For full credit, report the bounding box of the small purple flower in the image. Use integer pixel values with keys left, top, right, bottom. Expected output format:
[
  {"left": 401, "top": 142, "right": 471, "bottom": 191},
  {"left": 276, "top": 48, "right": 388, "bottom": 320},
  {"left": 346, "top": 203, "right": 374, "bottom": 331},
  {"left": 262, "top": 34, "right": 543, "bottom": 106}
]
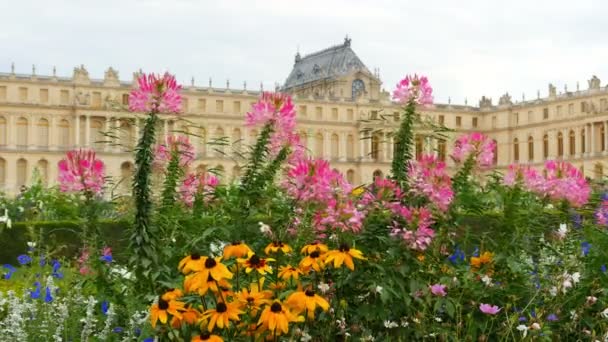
[
  {"left": 17, "top": 254, "right": 32, "bottom": 265},
  {"left": 39, "top": 256, "right": 46, "bottom": 267},
  {"left": 547, "top": 313, "right": 558, "bottom": 321},
  {"left": 2, "top": 264, "right": 16, "bottom": 280},
  {"left": 479, "top": 303, "right": 501, "bottom": 315},
  {"left": 30, "top": 282, "right": 41, "bottom": 299},
  {"left": 581, "top": 241, "right": 591, "bottom": 257},
  {"left": 448, "top": 246, "right": 465, "bottom": 264},
  {"left": 44, "top": 287, "right": 53, "bottom": 303},
  {"left": 101, "top": 301, "right": 109, "bottom": 315},
  {"left": 430, "top": 283, "right": 447, "bottom": 297},
  {"left": 518, "top": 316, "right": 527, "bottom": 322},
  {"left": 112, "top": 327, "right": 124, "bottom": 334},
  {"left": 134, "top": 327, "right": 142, "bottom": 337},
  {"left": 143, "top": 338, "right": 154, "bottom": 342},
  {"left": 602, "top": 264, "right": 607, "bottom": 273},
  {"left": 51, "top": 260, "right": 64, "bottom": 279}
]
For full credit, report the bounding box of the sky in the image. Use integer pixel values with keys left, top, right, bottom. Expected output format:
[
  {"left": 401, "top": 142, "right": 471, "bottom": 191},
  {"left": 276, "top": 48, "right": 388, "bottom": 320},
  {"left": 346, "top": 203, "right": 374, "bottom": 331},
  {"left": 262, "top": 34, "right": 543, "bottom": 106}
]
[{"left": 1, "top": 0, "right": 607, "bottom": 105}]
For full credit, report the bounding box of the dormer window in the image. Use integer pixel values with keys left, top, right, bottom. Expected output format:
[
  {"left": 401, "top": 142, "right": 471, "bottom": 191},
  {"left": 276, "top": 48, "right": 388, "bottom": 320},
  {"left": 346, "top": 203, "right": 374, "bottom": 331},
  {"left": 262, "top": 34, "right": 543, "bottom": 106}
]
[
  {"left": 296, "top": 70, "right": 304, "bottom": 79},
  {"left": 352, "top": 79, "right": 365, "bottom": 99},
  {"left": 312, "top": 64, "right": 321, "bottom": 75}
]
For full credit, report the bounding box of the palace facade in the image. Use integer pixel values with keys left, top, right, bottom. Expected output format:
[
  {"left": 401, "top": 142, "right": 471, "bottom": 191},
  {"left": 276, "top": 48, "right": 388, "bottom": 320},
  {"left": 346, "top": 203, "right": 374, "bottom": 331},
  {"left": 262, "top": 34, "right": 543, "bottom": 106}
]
[{"left": 1, "top": 38, "right": 608, "bottom": 195}]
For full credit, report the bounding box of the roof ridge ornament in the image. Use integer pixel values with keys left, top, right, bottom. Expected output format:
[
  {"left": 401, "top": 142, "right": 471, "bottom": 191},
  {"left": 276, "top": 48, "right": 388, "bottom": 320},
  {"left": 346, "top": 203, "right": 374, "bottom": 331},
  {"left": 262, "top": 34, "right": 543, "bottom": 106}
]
[{"left": 344, "top": 35, "right": 351, "bottom": 47}]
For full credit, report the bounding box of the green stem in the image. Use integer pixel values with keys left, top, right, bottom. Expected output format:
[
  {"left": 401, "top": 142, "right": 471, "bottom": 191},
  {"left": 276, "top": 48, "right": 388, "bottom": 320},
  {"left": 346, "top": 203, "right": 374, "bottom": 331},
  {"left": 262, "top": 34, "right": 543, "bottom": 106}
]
[
  {"left": 160, "top": 149, "right": 182, "bottom": 211},
  {"left": 391, "top": 100, "right": 417, "bottom": 189}
]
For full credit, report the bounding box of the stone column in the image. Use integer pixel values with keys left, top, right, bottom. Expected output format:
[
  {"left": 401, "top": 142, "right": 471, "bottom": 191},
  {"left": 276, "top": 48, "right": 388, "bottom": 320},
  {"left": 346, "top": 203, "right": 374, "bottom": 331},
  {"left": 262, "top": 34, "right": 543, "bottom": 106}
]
[
  {"left": 75, "top": 115, "right": 80, "bottom": 146},
  {"left": 604, "top": 121, "right": 608, "bottom": 154},
  {"left": 382, "top": 133, "right": 389, "bottom": 162},
  {"left": 103, "top": 117, "right": 111, "bottom": 152},
  {"left": 359, "top": 132, "right": 366, "bottom": 160},
  {"left": 7, "top": 116, "right": 15, "bottom": 148},
  {"left": 306, "top": 129, "right": 313, "bottom": 157},
  {"left": 387, "top": 134, "right": 393, "bottom": 161},
  {"left": 27, "top": 115, "right": 34, "bottom": 149},
  {"left": 49, "top": 116, "right": 57, "bottom": 150},
  {"left": 323, "top": 130, "right": 331, "bottom": 159},
  {"left": 163, "top": 119, "right": 168, "bottom": 140},
  {"left": 85, "top": 114, "right": 91, "bottom": 147},
  {"left": 584, "top": 124, "right": 590, "bottom": 157},
  {"left": 339, "top": 132, "right": 347, "bottom": 161},
  {"left": 591, "top": 123, "right": 596, "bottom": 155}
]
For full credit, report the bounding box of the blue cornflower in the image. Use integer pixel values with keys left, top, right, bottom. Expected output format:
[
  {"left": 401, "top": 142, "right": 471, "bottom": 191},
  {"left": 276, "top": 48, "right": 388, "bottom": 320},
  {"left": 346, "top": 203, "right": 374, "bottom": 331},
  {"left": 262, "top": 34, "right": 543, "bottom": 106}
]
[
  {"left": 101, "top": 301, "right": 109, "bottom": 315},
  {"left": 38, "top": 256, "right": 46, "bottom": 267},
  {"left": 30, "top": 281, "right": 42, "bottom": 299},
  {"left": 51, "top": 260, "right": 64, "bottom": 279},
  {"left": 112, "top": 327, "right": 124, "bottom": 334},
  {"left": 547, "top": 313, "right": 558, "bottom": 321},
  {"left": 17, "top": 254, "right": 32, "bottom": 265},
  {"left": 581, "top": 241, "right": 591, "bottom": 257},
  {"left": 531, "top": 309, "right": 536, "bottom": 318},
  {"left": 100, "top": 254, "right": 113, "bottom": 263},
  {"left": 143, "top": 338, "right": 154, "bottom": 342},
  {"left": 602, "top": 264, "right": 607, "bottom": 273},
  {"left": 448, "top": 246, "right": 466, "bottom": 264},
  {"left": 2, "top": 264, "right": 16, "bottom": 280},
  {"left": 518, "top": 316, "right": 527, "bottom": 322},
  {"left": 44, "top": 287, "right": 53, "bottom": 303},
  {"left": 570, "top": 211, "right": 582, "bottom": 229},
  {"left": 134, "top": 327, "right": 142, "bottom": 337}
]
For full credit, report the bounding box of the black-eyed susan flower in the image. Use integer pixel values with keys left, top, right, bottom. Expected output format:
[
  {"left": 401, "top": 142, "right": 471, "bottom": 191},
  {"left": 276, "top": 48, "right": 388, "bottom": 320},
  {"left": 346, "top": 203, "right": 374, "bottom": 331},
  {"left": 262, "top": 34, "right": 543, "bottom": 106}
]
[
  {"left": 150, "top": 298, "right": 186, "bottom": 328},
  {"left": 264, "top": 241, "right": 293, "bottom": 255},
  {"left": 257, "top": 300, "right": 302, "bottom": 336},
  {"left": 286, "top": 289, "right": 330, "bottom": 319},
  {"left": 278, "top": 265, "right": 303, "bottom": 281},
  {"left": 324, "top": 244, "right": 365, "bottom": 271},
  {"left": 191, "top": 332, "right": 224, "bottom": 342},
  {"left": 300, "top": 242, "right": 329, "bottom": 255},
  {"left": 299, "top": 251, "right": 325, "bottom": 273},
  {"left": 184, "top": 273, "right": 232, "bottom": 295},
  {"left": 161, "top": 288, "right": 183, "bottom": 301},
  {"left": 202, "top": 301, "right": 243, "bottom": 331},
  {"left": 179, "top": 253, "right": 205, "bottom": 274},
  {"left": 238, "top": 253, "right": 274, "bottom": 275},
  {"left": 236, "top": 285, "right": 272, "bottom": 315},
  {"left": 171, "top": 306, "right": 200, "bottom": 328},
  {"left": 223, "top": 241, "right": 253, "bottom": 260},
  {"left": 199, "top": 256, "right": 233, "bottom": 282}
]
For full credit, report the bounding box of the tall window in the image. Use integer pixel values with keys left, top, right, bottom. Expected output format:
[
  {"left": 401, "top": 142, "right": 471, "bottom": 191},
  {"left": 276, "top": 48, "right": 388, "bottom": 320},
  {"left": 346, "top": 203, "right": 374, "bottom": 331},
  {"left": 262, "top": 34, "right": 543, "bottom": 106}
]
[
  {"left": 198, "top": 99, "right": 206, "bottom": 111},
  {"left": 352, "top": 79, "right": 365, "bottom": 98},
  {"left": 543, "top": 134, "right": 549, "bottom": 159},
  {"left": 40, "top": 89, "right": 49, "bottom": 103},
  {"left": 581, "top": 129, "right": 586, "bottom": 153},
  {"left": 331, "top": 134, "right": 339, "bottom": 160},
  {"left": 233, "top": 101, "right": 241, "bottom": 114},
  {"left": 492, "top": 139, "right": 498, "bottom": 165},
  {"left": 299, "top": 105, "right": 307, "bottom": 117},
  {"left": 0, "top": 116, "right": 6, "bottom": 145},
  {"left": 557, "top": 132, "right": 564, "bottom": 157},
  {"left": 215, "top": 127, "right": 225, "bottom": 154},
  {"left": 19, "top": 87, "right": 28, "bottom": 102},
  {"left": 120, "top": 162, "right": 134, "bottom": 193},
  {"left": 347, "top": 109, "right": 354, "bottom": 121},
  {"left": 602, "top": 125, "right": 606, "bottom": 152},
  {"left": 528, "top": 136, "right": 534, "bottom": 161},
  {"left": 16, "top": 117, "right": 28, "bottom": 147},
  {"left": 315, "top": 107, "right": 323, "bottom": 120},
  {"left": 232, "top": 128, "right": 242, "bottom": 155},
  {"left": 121, "top": 94, "right": 129, "bottom": 105},
  {"left": 92, "top": 92, "right": 101, "bottom": 107},
  {"left": 37, "top": 118, "right": 49, "bottom": 147},
  {"left": 0, "top": 158, "right": 5, "bottom": 187},
  {"left": 92, "top": 120, "right": 104, "bottom": 147},
  {"left": 37, "top": 160, "right": 48, "bottom": 184},
  {"left": 215, "top": 100, "right": 224, "bottom": 113},
  {"left": 331, "top": 108, "right": 338, "bottom": 120},
  {"left": 346, "top": 169, "right": 355, "bottom": 184},
  {"left": 315, "top": 133, "right": 324, "bottom": 157},
  {"left": 373, "top": 170, "right": 383, "bottom": 180},
  {"left": 415, "top": 135, "right": 423, "bottom": 160},
  {"left": 59, "top": 119, "right": 70, "bottom": 148},
  {"left": 543, "top": 108, "right": 549, "bottom": 120},
  {"left": 569, "top": 130, "right": 575, "bottom": 156},
  {"left": 371, "top": 134, "right": 380, "bottom": 161},
  {"left": 346, "top": 134, "right": 354, "bottom": 159},
  {"left": 472, "top": 117, "right": 478, "bottom": 128},
  {"left": 455, "top": 116, "right": 462, "bottom": 127},
  {"left": 513, "top": 138, "right": 519, "bottom": 162},
  {"left": 594, "top": 163, "right": 604, "bottom": 181},
  {"left": 438, "top": 115, "right": 445, "bottom": 125},
  {"left": 438, "top": 139, "right": 446, "bottom": 162},
  {"left": 61, "top": 90, "right": 70, "bottom": 105},
  {"left": 16, "top": 159, "right": 27, "bottom": 187}
]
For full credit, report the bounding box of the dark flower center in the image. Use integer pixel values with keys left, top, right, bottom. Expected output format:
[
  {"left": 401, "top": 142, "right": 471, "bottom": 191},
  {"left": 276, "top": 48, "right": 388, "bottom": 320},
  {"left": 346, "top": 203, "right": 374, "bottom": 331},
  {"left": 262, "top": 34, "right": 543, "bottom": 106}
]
[
  {"left": 158, "top": 298, "right": 169, "bottom": 310},
  {"left": 273, "top": 241, "right": 284, "bottom": 247},
  {"left": 167, "top": 288, "right": 174, "bottom": 292},
  {"left": 310, "top": 251, "right": 320, "bottom": 258},
  {"left": 249, "top": 254, "right": 261, "bottom": 266},
  {"left": 200, "top": 332, "right": 211, "bottom": 339},
  {"left": 231, "top": 241, "right": 241, "bottom": 246},
  {"left": 270, "top": 302, "right": 282, "bottom": 313},
  {"left": 305, "top": 289, "right": 315, "bottom": 297},
  {"left": 247, "top": 297, "right": 255, "bottom": 303},
  {"left": 191, "top": 253, "right": 201, "bottom": 260},
  {"left": 339, "top": 244, "right": 350, "bottom": 252},
  {"left": 207, "top": 274, "right": 215, "bottom": 282},
  {"left": 216, "top": 302, "right": 227, "bottom": 313},
  {"left": 205, "top": 257, "right": 217, "bottom": 269}
]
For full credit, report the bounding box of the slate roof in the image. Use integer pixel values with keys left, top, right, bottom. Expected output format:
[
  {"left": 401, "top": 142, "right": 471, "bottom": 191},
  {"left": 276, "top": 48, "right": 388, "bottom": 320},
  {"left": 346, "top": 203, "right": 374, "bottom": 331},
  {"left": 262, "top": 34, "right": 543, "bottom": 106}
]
[{"left": 283, "top": 38, "right": 372, "bottom": 90}]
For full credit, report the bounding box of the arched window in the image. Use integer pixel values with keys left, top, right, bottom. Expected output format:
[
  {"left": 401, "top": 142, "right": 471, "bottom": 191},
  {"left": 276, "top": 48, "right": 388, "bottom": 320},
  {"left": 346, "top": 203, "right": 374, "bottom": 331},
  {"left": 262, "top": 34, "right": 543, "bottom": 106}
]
[
  {"left": 0, "top": 158, "right": 5, "bottom": 188},
  {"left": 594, "top": 163, "right": 604, "bottom": 181},
  {"left": 373, "top": 169, "right": 383, "bottom": 180},
  {"left": 346, "top": 169, "right": 355, "bottom": 184},
  {"left": 569, "top": 130, "right": 576, "bottom": 156},
  {"left": 513, "top": 138, "right": 519, "bottom": 162},
  {"left": 346, "top": 134, "right": 354, "bottom": 159},
  {"left": 120, "top": 162, "right": 134, "bottom": 193},
  {"left": 92, "top": 119, "right": 104, "bottom": 148},
  {"left": 0, "top": 117, "right": 6, "bottom": 145},
  {"left": 37, "top": 118, "right": 50, "bottom": 148},
  {"left": 581, "top": 129, "right": 586, "bottom": 154},
  {"left": 37, "top": 159, "right": 48, "bottom": 184},
  {"left": 528, "top": 136, "right": 534, "bottom": 161},
  {"left": 215, "top": 165, "right": 225, "bottom": 183},
  {"left": 415, "top": 135, "right": 423, "bottom": 160},
  {"left": 232, "top": 128, "right": 242, "bottom": 155},
  {"left": 557, "top": 132, "right": 564, "bottom": 157},
  {"left": 492, "top": 139, "right": 498, "bottom": 165},
  {"left": 58, "top": 119, "right": 70, "bottom": 148},
  {"left": 543, "top": 134, "right": 549, "bottom": 159},
  {"left": 215, "top": 127, "right": 225, "bottom": 155},
  {"left": 371, "top": 134, "right": 380, "bottom": 161},
  {"left": 199, "top": 127, "right": 207, "bottom": 156},
  {"left": 331, "top": 134, "right": 339, "bottom": 160},
  {"left": 16, "top": 158, "right": 27, "bottom": 187},
  {"left": 16, "top": 117, "right": 28, "bottom": 147},
  {"left": 438, "top": 139, "right": 446, "bottom": 162},
  {"left": 315, "top": 133, "right": 324, "bottom": 158},
  {"left": 120, "top": 120, "right": 134, "bottom": 150}
]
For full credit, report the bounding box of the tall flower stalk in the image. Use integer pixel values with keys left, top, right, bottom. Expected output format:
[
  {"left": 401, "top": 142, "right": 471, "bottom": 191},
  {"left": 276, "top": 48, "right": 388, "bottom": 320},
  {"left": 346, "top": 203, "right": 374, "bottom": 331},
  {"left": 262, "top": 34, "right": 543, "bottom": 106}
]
[
  {"left": 128, "top": 72, "right": 182, "bottom": 291},
  {"left": 391, "top": 75, "right": 433, "bottom": 188}
]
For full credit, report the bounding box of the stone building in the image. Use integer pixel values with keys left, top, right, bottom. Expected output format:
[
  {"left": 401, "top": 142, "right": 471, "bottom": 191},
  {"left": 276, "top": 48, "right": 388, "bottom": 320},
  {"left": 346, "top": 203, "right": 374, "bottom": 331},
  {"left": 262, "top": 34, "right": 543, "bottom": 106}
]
[{"left": 1, "top": 38, "right": 608, "bottom": 195}]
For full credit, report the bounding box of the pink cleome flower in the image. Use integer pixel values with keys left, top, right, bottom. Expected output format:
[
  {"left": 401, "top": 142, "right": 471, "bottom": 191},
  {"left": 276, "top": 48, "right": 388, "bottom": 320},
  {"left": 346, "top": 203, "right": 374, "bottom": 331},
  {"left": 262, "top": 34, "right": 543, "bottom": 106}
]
[
  {"left": 390, "top": 206, "right": 436, "bottom": 251},
  {"left": 153, "top": 135, "right": 196, "bottom": 169},
  {"left": 451, "top": 132, "right": 496, "bottom": 168},
  {"left": 430, "top": 283, "right": 447, "bottom": 297},
  {"left": 283, "top": 157, "right": 352, "bottom": 203},
  {"left": 596, "top": 198, "right": 608, "bottom": 226},
  {"left": 179, "top": 172, "right": 219, "bottom": 207},
  {"left": 128, "top": 72, "right": 182, "bottom": 113},
  {"left": 58, "top": 149, "right": 105, "bottom": 194},
  {"left": 392, "top": 74, "right": 433, "bottom": 106},
  {"left": 408, "top": 154, "right": 454, "bottom": 212},
  {"left": 479, "top": 303, "right": 501, "bottom": 315}
]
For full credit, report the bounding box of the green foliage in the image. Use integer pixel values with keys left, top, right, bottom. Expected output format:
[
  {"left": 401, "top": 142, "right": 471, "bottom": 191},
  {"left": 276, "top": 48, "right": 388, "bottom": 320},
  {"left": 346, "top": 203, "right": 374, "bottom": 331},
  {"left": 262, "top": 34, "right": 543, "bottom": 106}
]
[{"left": 391, "top": 100, "right": 417, "bottom": 187}]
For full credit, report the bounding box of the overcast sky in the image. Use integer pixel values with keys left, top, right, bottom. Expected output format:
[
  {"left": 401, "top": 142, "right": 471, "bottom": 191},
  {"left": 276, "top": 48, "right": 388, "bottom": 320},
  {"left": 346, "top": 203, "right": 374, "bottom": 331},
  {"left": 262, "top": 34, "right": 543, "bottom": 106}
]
[{"left": 1, "top": 0, "right": 607, "bottom": 105}]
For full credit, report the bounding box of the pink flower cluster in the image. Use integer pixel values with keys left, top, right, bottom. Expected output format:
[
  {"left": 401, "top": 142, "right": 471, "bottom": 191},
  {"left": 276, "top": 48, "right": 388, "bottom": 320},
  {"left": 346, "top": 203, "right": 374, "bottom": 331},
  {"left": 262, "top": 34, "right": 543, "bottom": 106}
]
[
  {"left": 408, "top": 154, "right": 454, "bottom": 212},
  {"left": 504, "top": 161, "right": 590, "bottom": 207},
  {"left": 283, "top": 157, "right": 364, "bottom": 237},
  {"left": 392, "top": 74, "right": 433, "bottom": 106},
  {"left": 153, "top": 135, "right": 196, "bottom": 169},
  {"left": 245, "top": 92, "right": 303, "bottom": 159},
  {"left": 451, "top": 132, "right": 496, "bottom": 167},
  {"left": 595, "top": 198, "right": 608, "bottom": 226},
  {"left": 179, "top": 172, "right": 219, "bottom": 207},
  {"left": 390, "top": 206, "right": 436, "bottom": 251},
  {"left": 359, "top": 177, "right": 404, "bottom": 210},
  {"left": 128, "top": 72, "right": 182, "bottom": 113},
  {"left": 58, "top": 149, "right": 105, "bottom": 194}
]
